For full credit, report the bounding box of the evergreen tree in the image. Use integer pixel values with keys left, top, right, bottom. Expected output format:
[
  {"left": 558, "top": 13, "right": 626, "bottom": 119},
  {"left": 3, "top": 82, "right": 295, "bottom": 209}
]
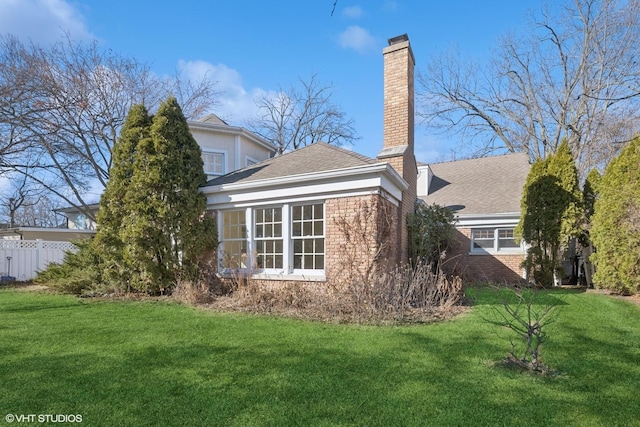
[
  {"left": 590, "top": 137, "right": 640, "bottom": 295},
  {"left": 547, "top": 141, "right": 583, "bottom": 243},
  {"left": 93, "top": 104, "right": 152, "bottom": 290},
  {"left": 583, "top": 168, "right": 602, "bottom": 222},
  {"left": 407, "top": 203, "right": 456, "bottom": 270},
  {"left": 122, "top": 97, "right": 216, "bottom": 292},
  {"left": 516, "top": 142, "right": 582, "bottom": 287}
]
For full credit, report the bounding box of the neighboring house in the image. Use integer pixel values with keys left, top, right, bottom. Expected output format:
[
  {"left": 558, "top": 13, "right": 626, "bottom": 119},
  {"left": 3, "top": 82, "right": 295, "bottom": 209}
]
[
  {"left": 201, "top": 34, "right": 418, "bottom": 285},
  {"left": 418, "top": 153, "right": 531, "bottom": 282}
]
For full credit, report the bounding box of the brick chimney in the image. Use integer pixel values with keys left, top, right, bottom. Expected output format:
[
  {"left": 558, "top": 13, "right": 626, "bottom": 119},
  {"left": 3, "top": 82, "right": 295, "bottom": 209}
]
[{"left": 377, "top": 34, "right": 417, "bottom": 264}]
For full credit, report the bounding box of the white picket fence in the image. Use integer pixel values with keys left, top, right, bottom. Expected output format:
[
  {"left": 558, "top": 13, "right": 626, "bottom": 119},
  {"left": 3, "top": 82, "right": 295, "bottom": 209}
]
[{"left": 0, "top": 240, "right": 77, "bottom": 281}]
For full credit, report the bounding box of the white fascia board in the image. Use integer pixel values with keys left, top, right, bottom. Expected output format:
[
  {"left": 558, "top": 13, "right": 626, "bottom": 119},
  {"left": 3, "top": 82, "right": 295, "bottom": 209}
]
[
  {"left": 202, "top": 163, "right": 408, "bottom": 208},
  {"left": 455, "top": 212, "right": 521, "bottom": 228},
  {"left": 188, "top": 121, "right": 276, "bottom": 152}
]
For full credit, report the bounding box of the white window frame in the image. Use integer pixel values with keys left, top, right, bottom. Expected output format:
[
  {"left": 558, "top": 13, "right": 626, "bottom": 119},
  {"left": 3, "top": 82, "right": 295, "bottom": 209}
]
[
  {"left": 254, "top": 206, "right": 285, "bottom": 272},
  {"left": 291, "top": 203, "right": 325, "bottom": 274},
  {"left": 219, "top": 209, "right": 247, "bottom": 271},
  {"left": 470, "top": 227, "right": 522, "bottom": 254},
  {"left": 217, "top": 201, "right": 326, "bottom": 278},
  {"left": 202, "top": 150, "right": 226, "bottom": 176}
]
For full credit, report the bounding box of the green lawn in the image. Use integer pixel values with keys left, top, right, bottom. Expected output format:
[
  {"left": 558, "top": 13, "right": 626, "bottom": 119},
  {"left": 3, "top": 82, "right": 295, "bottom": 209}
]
[{"left": 0, "top": 288, "right": 638, "bottom": 427}]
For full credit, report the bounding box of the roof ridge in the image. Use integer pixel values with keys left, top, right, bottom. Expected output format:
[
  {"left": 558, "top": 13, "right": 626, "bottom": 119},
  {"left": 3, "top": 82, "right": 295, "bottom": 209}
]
[{"left": 427, "top": 152, "right": 529, "bottom": 166}]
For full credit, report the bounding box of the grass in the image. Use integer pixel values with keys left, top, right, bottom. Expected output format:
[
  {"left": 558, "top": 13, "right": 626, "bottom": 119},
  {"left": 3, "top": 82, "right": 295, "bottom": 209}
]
[{"left": 0, "top": 287, "right": 639, "bottom": 426}]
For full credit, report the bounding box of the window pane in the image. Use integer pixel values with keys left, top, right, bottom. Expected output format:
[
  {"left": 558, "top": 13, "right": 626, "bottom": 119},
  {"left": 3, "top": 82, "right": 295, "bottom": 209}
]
[
  {"left": 303, "top": 222, "right": 312, "bottom": 236},
  {"left": 293, "top": 206, "right": 302, "bottom": 221},
  {"left": 315, "top": 255, "right": 324, "bottom": 269},
  {"left": 314, "top": 204, "right": 323, "bottom": 219},
  {"left": 313, "top": 221, "right": 323, "bottom": 236},
  {"left": 293, "top": 221, "right": 301, "bottom": 237}
]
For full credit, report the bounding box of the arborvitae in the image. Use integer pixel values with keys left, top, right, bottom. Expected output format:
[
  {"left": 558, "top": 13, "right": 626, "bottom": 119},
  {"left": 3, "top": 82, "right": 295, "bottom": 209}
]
[
  {"left": 547, "top": 140, "right": 583, "bottom": 243},
  {"left": 516, "top": 157, "right": 557, "bottom": 286},
  {"left": 93, "top": 104, "right": 152, "bottom": 290},
  {"left": 121, "top": 97, "right": 216, "bottom": 292},
  {"left": 583, "top": 168, "right": 602, "bottom": 222},
  {"left": 590, "top": 137, "right": 640, "bottom": 295}
]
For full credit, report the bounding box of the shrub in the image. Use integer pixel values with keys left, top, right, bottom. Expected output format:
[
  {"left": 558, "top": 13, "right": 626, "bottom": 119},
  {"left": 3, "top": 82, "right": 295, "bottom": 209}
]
[
  {"left": 590, "top": 137, "right": 640, "bottom": 295},
  {"left": 35, "top": 240, "right": 101, "bottom": 295}
]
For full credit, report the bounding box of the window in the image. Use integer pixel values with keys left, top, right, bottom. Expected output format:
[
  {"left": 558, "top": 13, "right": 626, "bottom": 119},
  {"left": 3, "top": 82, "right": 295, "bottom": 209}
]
[
  {"left": 202, "top": 152, "right": 224, "bottom": 176},
  {"left": 292, "top": 204, "right": 324, "bottom": 270},
  {"left": 218, "top": 202, "right": 326, "bottom": 276},
  {"left": 471, "top": 227, "right": 521, "bottom": 253},
  {"left": 471, "top": 228, "right": 494, "bottom": 250},
  {"left": 221, "top": 210, "right": 246, "bottom": 269},
  {"left": 498, "top": 229, "right": 519, "bottom": 249},
  {"left": 254, "top": 207, "right": 283, "bottom": 269}
]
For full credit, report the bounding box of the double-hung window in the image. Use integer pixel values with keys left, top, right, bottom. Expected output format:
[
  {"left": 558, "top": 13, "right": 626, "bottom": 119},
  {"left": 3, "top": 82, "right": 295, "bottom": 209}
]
[
  {"left": 471, "top": 227, "right": 521, "bottom": 253},
  {"left": 220, "top": 210, "right": 247, "bottom": 269},
  {"left": 219, "top": 202, "right": 325, "bottom": 275},
  {"left": 254, "top": 207, "right": 283, "bottom": 269},
  {"left": 292, "top": 204, "right": 325, "bottom": 270}
]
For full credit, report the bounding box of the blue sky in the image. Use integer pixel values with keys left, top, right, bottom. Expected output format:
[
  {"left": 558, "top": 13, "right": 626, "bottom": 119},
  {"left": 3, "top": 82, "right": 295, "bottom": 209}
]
[{"left": 0, "top": 0, "right": 537, "bottom": 163}]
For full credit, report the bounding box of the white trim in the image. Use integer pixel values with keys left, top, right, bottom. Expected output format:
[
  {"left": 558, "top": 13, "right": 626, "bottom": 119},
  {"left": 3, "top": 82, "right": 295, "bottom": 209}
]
[
  {"left": 234, "top": 135, "right": 241, "bottom": 171},
  {"left": 455, "top": 212, "right": 521, "bottom": 228},
  {"left": 468, "top": 226, "right": 525, "bottom": 255},
  {"left": 203, "top": 164, "right": 406, "bottom": 209},
  {"left": 245, "top": 155, "right": 260, "bottom": 166}
]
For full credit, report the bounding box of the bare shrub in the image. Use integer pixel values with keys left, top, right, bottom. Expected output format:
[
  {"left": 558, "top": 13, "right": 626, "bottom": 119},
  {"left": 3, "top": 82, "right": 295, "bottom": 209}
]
[
  {"left": 485, "top": 287, "right": 559, "bottom": 374},
  {"left": 339, "top": 261, "right": 464, "bottom": 323},
  {"left": 172, "top": 279, "right": 214, "bottom": 305}
]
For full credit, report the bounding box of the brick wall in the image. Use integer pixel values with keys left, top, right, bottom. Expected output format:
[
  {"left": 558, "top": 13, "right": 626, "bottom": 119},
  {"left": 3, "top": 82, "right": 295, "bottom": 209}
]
[
  {"left": 325, "top": 193, "right": 398, "bottom": 285},
  {"left": 445, "top": 228, "right": 525, "bottom": 283}
]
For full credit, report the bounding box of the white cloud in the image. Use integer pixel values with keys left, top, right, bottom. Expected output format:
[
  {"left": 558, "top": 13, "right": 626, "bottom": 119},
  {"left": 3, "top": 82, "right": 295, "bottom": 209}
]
[
  {"left": 383, "top": 1, "right": 399, "bottom": 12},
  {"left": 0, "top": 0, "right": 93, "bottom": 43},
  {"left": 342, "top": 5, "right": 364, "bottom": 19},
  {"left": 337, "top": 25, "right": 377, "bottom": 54},
  {"left": 177, "top": 59, "right": 269, "bottom": 124}
]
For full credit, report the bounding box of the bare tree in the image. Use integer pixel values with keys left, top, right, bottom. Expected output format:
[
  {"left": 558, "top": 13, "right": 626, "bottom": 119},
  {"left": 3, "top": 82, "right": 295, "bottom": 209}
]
[
  {"left": 0, "top": 34, "right": 219, "bottom": 219},
  {"left": 248, "top": 74, "right": 359, "bottom": 154},
  {"left": 417, "top": 0, "right": 640, "bottom": 176},
  {"left": 0, "top": 175, "right": 62, "bottom": 228}
]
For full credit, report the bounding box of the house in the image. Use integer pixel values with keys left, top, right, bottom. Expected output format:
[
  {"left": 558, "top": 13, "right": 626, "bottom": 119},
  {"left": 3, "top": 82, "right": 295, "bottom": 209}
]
[
  {"left": 418, "top": 153, "right": 531, "bottom": 282},
  {"left": 201, "top": 34, "right": 417, "bottom": 285},
  {"left": 50, "top": 116, "right": 277, "bottom": 234}
]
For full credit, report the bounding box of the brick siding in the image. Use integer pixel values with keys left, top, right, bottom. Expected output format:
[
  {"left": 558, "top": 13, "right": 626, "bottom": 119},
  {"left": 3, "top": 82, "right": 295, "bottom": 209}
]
[{"left": 445, "top": 228, "right": 526, "bottom": 283}]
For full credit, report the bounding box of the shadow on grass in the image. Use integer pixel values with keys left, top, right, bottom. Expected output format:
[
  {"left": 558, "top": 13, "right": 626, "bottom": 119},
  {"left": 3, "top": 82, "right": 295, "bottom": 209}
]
[{"left": 1, "top": 291, "right": 638, "bottom": 426}]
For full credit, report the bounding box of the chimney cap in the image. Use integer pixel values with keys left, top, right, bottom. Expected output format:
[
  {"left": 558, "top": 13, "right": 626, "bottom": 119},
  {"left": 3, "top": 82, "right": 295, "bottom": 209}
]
[{"left": 388, "top": 34, "right": 409, "bottom": 46}]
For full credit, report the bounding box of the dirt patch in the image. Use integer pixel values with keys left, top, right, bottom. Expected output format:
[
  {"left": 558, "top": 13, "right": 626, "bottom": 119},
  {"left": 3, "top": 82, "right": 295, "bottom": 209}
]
[{"left": 586, "top": 288, "right": 640, "bottom": 306}]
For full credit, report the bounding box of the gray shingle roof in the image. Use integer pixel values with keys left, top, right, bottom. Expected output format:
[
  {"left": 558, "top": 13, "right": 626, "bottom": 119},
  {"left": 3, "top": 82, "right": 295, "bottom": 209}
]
[
  {"left": 205, "top": 142, "right": 377, "bottom": 186},
  {"left": 421, "top": 153, "right": 531, "bottom": 215}
]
